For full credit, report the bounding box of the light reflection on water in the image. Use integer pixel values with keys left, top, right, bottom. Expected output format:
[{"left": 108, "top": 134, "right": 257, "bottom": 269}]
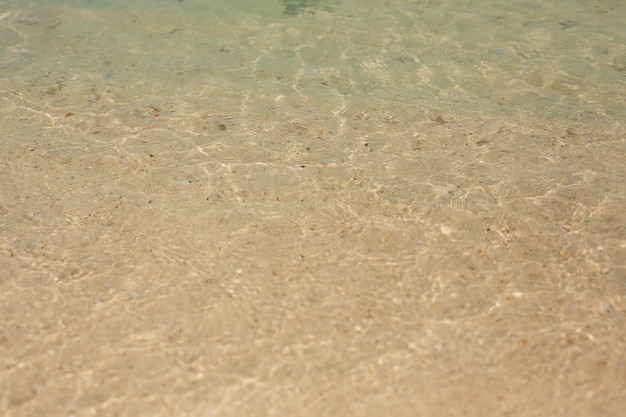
[{"left": 0, "top": 0, "right": 624, "bottom": 416}]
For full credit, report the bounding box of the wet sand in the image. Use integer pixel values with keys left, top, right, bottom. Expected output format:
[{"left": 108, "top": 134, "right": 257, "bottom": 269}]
[{"left": 1, "top": 2, "right": 625, "bottom": 416}]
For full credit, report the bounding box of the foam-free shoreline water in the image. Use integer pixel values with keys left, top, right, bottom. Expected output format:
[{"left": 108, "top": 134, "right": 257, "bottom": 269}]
[{"left": 1, "top": 1, "right": 624, "bottom": 415}]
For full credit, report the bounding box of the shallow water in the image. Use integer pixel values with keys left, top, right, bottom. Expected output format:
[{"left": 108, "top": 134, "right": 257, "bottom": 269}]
[{"left": 1, "top": 0, "right": 625, "bottom": 415}]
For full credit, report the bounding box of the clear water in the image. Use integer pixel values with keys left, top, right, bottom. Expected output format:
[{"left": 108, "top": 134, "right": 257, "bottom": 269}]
[{"left": 1, "top": 0, "right": 624, "bottom": 415}]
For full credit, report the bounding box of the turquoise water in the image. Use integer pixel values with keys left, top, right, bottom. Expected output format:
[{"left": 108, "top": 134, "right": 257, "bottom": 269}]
[{"left": 2, "top": 0, "right": 624, "bottom": 121}]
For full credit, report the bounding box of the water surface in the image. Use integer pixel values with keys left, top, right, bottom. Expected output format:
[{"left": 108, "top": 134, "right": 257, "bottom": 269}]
[{"left": 1, "top": 0, "right": 624, "bottom": 415}]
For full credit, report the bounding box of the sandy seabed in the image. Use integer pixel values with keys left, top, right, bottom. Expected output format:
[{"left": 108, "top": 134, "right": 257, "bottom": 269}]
[{"left": 1, "top": 3, "right": 625, "bottom": 416}]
